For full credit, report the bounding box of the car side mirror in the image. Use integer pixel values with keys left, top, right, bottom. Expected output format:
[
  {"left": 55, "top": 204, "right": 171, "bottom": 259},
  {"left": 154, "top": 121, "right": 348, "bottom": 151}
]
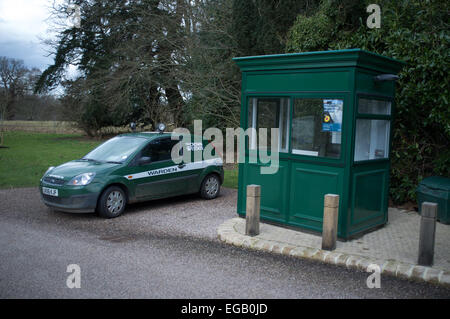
[{"left": 138, "top": 156, "right": 152, "bottom": 166}]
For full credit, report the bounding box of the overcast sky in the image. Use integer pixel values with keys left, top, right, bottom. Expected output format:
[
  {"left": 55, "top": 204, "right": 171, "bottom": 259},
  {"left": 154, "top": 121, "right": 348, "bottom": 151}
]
[{"left": 0, "top": 0, "right": 56, "bottom": 70}]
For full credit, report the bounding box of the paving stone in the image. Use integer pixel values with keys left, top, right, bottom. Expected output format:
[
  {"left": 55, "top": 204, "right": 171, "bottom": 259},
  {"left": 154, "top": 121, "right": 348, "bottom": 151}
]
[
  {"left": 262, "top": 242, "right": 272, "bottom": 252},
  {"left": 311, "top": 249, "right": 329, "bottom": 262},
  {"left": 345, "top": 255, "right": 360, "bottom": 269},
  {"left": 336, "top": 253, "right": 349, "bottom": 266},
  {"left": 289, "top": 247, "right": 308, "bottom": 258},
  {"left": 217, "top": 208, "right": 450, "bottom": 287},
  {"left": 424, "top": 269, "right": 442, "bottom": 285},
  {"left": 382, "top": 260, "right": 399, "bottom": 277},
  {"left": 271, "top": 244, "right": 283, "bottom": 254},
  {"left": 356, "top": 258, "right": 372, "bottom": 272},
  {"left": 439, "top": 272, "right": 450, "bottom": 287},
  {"left": 323, "top": 252, "right": 336, "bottom": 264},
  {"left": 281, "top": 245, "right": 295, "bottom": 255},
  {"left": 411, "top": 265, "right": 427, "bottom": 280},
  {"left": 396, "top": 263, "right": 414, "bottom": 280}
]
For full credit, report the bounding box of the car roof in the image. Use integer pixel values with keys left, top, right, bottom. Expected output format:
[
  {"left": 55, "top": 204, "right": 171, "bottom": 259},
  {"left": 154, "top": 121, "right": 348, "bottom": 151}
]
[
  {"left": 119, "top": 132, "right": 172, "bottom": 140},
  {"left": 119, "top": 132, "right": 206, "bottom": 142}
]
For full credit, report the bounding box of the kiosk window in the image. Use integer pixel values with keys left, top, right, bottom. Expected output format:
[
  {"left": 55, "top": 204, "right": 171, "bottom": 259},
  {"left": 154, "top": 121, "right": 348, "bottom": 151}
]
[
  {"left": 358, "top": 98, "right": 391, "bottom": 115},
  {"left": 291, "top": 99, "right": 343, "bottom": 158},
  {"left": 248, "top": 97, "right": 289, "bottom": 152},
  {"left": 354, "top": 119, "right": 390, "bottom": 161}
]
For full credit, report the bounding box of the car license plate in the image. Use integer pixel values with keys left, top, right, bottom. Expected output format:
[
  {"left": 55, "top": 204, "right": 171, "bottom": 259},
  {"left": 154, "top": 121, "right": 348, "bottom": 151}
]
[{"left": 43, "top": 187, "right": 58, "bottom": 197}]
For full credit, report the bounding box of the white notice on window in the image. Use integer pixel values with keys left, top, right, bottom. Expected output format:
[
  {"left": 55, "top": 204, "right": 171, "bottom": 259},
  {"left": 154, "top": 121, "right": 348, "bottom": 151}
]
[{"left": 332, "top": 132, "right": 341, "bottom": 144}]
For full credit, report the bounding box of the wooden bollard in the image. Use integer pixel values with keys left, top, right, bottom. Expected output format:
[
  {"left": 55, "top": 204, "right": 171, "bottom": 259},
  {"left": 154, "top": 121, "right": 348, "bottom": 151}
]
[
  {"left": 322, "top": 194, "right": 339, "bottom": 251},
  {"left": 245, "top": 185, "right": 261, "bottom": 236},
  {"left": 418, "top": 202, "right": 438, "bottom": 266}
]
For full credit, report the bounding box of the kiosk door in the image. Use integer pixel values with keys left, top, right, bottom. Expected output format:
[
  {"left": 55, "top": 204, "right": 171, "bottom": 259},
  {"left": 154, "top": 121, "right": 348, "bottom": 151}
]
[
  {"left": 286, "top": 96, "right": 346, "bottom": 232},
  {"left": 243, "top": 97, "right": 290, "bottom": 224}
]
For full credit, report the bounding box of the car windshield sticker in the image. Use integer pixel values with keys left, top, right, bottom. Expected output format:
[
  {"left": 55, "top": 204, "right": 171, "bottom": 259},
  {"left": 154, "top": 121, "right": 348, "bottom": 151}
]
[
  {"left": 186, "top": 142, "right": 203, "bottom": 151},
  {"left": 124, "top": 158, "right": 222, "bottom": 180}
]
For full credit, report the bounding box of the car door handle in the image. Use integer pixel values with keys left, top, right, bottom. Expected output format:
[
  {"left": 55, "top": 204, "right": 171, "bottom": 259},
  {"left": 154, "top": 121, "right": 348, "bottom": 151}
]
[{"left": 178, "top": 163, "right": 186, "bottom": 169}]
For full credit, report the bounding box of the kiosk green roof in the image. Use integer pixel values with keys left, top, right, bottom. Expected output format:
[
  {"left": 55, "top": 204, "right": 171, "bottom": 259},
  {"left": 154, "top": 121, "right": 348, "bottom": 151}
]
[{"left": 233, "top": 48, "right": 405, "bottom": 73}]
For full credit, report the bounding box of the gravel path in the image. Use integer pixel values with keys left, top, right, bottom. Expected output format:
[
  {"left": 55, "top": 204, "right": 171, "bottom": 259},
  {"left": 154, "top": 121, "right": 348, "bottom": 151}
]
[{"left": 0, "top": 187, "right": 449, "bottom": 298}]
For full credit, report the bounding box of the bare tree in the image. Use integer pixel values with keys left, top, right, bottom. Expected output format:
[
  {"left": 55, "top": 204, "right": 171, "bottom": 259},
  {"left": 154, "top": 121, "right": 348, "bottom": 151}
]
[
  {"left": 179, "top": 0, "right": 242, "bottom": 128},
  {"left": 37, "top": 0, "right": 243, "bottom": 134},
  {"left": 0, "top": 57, "right": 27, "bottom": 145}
]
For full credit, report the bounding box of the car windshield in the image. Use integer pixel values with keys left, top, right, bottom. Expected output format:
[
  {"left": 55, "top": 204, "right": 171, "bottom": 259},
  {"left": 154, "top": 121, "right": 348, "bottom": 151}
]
[{"left": 82, "top": 136, "right": 147, "bottom": 163}]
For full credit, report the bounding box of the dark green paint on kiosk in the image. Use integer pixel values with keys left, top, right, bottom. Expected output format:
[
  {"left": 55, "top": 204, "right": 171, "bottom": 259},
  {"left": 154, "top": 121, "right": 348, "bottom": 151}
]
[{"left": 233, "top": 49, "right": 405, "bottom": 239}]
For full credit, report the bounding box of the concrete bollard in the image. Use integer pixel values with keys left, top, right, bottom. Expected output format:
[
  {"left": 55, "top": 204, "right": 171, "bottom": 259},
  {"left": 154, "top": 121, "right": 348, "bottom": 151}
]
[
  {"left": 245, "top": 185, "right": 261, "bottom": 236},
  {"left": 322, "top": 194, "right": 340, "bottom": 251},
  {"left": 418, "top": 202, "right": 438, "bottom": 266}
]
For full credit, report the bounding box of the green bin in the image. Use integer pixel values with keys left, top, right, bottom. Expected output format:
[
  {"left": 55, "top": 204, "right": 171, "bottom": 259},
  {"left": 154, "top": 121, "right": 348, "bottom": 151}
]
[{"left": 417, "top": 176, "right": 450, "bottom": 224}]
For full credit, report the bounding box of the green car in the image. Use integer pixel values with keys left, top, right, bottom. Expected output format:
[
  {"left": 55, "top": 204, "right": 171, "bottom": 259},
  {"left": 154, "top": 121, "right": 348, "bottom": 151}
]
[{"left": 39, "top": 131, "right": 224, "bottom": 218}]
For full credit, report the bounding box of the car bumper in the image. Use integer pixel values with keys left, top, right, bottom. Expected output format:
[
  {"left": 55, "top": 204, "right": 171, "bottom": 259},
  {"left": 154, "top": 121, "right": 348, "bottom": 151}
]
[
  {"left": 39, "top": 182, "right": 102, "bottom": 213},
  {"left": 40, "top": 192, "right": 98, "bottom": 213}
]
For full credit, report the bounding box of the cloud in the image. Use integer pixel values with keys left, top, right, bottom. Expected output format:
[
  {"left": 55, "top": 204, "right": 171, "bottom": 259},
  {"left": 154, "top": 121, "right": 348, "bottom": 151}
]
[
  {"left": 0, "top": 0, "right": 55, "bottom": 69},
  {"left": 0, "top": 39, "right": 52, "bottom": 69}
]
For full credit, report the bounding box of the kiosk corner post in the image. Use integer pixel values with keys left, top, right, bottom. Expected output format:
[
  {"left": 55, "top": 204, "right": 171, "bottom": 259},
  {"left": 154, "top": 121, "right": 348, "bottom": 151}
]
[
  {"left": 418, "top": 202, "right": 438, "bottom": 266},
  {"left": 246, "top": 185, "right": 261, "bottom": 236},
  {"left": 322, "top": 194, "right": 340, "bottom": 251}
]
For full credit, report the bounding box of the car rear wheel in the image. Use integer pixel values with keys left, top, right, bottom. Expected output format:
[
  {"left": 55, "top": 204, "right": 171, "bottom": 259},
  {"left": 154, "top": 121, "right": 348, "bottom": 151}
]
[
  {"left": 97, "top": 186, "right": 126, "bottom": 218},
  {"left": 200, "top": 174, "right": 221, "bottom": 199}
]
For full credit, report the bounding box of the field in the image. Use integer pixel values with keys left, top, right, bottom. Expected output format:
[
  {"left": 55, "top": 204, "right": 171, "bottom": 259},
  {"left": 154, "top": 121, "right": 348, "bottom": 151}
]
[
  {"left": 0, "top": 131, "right": 239, "bottom": 189},
  {"left": 0, "top": 132, "right": 102, "bottom": 188},
  {"left": 1, "top": 121, "right": 81, "bottom": 134},
  {"left": 1, "top": 120, "right": 153, "bottom": 135}
]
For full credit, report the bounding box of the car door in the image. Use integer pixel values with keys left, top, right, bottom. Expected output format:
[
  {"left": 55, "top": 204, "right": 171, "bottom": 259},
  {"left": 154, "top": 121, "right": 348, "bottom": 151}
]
[{"left": 127, "top": 136, "right": 197, "bottom": 199}]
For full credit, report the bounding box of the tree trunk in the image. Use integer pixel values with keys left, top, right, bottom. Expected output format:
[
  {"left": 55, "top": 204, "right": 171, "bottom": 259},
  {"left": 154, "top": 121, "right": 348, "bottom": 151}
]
[{"left": 165, "top": 85, "right": 185, "bottom": 127}]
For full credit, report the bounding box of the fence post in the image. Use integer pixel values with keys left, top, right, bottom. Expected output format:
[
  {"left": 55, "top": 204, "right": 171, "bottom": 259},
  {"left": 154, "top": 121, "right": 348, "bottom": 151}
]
[
  {"left": 245, "top": 185, "right": 261, "bottom": 236},
  {"left": 418, "top": 202, "right": 438, "bottom": 266},
  {"left": 322, "top": 194, "right": 340, "bottom": 251}
]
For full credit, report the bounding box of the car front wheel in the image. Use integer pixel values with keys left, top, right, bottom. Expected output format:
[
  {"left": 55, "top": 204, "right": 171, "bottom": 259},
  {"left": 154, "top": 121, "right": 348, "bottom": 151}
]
[
  {"left": 200, "top": 174, "right": 221, "bottom": 199},
  {"left": 97, "top": 186, "right": 127, "bottom": 218}
]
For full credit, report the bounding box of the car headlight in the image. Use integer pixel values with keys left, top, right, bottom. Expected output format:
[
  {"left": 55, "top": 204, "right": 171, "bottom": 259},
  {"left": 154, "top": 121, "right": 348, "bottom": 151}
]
[
  {"left": 44, "top": 166, "right": 55, "bottom": 176},
  {"left": 68, "top": 173, "right": 96, "bottom": 186}
]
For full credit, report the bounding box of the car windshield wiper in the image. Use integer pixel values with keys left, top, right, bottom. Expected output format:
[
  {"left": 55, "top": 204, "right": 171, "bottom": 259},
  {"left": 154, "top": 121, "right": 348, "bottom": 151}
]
[
  {"left": 106, "top": 161, "right": 122, "bottom": 164},
  {"left": 81, "top": 158, "right": 99, "bottom": 162}
]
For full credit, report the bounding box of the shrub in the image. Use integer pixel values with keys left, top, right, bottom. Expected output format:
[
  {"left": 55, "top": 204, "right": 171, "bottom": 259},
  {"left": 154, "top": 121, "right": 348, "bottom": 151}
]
[{"left": 286, "top": 0, "right": 450, "bottom": 204}]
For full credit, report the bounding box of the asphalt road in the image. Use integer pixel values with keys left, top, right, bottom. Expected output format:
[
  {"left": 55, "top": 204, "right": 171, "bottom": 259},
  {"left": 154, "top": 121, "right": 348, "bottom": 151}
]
[{"left": 0, "top": 187, "right": 449, "bottom": 298}]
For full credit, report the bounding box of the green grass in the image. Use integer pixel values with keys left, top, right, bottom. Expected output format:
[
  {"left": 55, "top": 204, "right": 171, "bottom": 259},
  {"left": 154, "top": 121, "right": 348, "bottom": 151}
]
[
  {"left": 0, "top": 131, "right": 239, "bottom": 189},
  {"left": 223, "top": 167, "right": 238, "bottom": 189},
  {"left": 0, "top": 132, "right": 102, "bottom": 188}
]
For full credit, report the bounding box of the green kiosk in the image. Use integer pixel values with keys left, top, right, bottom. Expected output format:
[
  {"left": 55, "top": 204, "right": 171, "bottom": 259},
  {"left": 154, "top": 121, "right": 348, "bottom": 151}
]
[{"left": 233, "top": 49, "right": 404, "bottom": 239}]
